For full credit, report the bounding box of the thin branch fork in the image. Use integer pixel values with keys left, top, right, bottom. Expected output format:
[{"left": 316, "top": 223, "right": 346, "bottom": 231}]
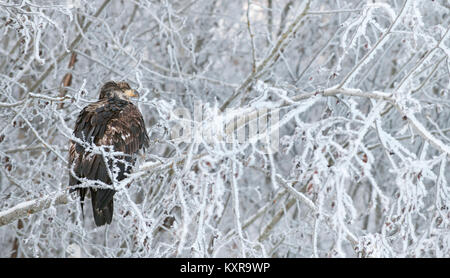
[
  {"left": 258, "top": 175, "right": 359, "bottom": 247},
  {"left": 219, "top": 0, "right": 311, "bottom": 112},
  {"left": 337, "top": 0, "right": 410, "bottom": 89}
]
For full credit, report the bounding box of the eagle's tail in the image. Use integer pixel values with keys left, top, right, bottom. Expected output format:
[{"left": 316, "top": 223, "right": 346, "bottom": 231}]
[{"left": 91, "top": 188, "right": 115, "bottom": 227}]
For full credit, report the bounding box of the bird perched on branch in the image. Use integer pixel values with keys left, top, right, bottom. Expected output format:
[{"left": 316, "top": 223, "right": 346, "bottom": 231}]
[{"left": 68, "top": 81, "right": 149, "bottom": 226}]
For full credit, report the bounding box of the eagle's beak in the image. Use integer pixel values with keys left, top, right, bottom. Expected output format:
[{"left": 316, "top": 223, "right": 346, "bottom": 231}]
[{"left": 124, "top": 89, "right": 139, "bottom": 98}]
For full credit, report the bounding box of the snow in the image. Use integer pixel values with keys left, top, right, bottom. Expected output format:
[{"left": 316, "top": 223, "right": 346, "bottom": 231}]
[{"left": 0, "top": 0, "right": 449, "bottom": 258}]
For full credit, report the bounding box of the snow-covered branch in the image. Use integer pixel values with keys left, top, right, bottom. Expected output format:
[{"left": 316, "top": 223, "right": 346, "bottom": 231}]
[
  {"left": 1, "top": 0, "right": 449, "bottom": 258},
  {"left": 0, "top": 191, "right": 70, "bottom": 227}
]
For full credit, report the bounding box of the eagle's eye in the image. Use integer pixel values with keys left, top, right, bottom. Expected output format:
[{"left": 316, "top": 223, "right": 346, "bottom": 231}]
[
  {"left": 99, "top": 81, "right": 139, "bottom": 100},
  {"left": 117, "top": 82, "right": 139, "bottom": 98}
]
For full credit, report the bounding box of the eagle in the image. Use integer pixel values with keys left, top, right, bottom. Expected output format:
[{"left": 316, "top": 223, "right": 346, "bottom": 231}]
[{"left": 68, "top": 81, "right": 149, "bottom": 226}]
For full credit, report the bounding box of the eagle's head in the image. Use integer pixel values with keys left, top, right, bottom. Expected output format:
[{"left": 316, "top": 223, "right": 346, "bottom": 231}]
[{"left": 99, "top": 81, "right": 139, "bottom": 100}]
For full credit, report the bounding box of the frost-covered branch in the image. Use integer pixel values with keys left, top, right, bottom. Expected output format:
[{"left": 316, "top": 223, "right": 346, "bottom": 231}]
[
  {"left": 0, "top": 191, "right": 70, "bottom": 227},
  {"left": 220, "top": 0, "right": 311, "bottom": 111},
  {"left": 1, "top": 0, "right": 449, "bottom": 258}
]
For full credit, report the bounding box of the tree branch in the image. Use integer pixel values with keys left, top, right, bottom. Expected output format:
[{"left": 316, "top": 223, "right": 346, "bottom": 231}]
[
  {"left": 0, "top": 191, "right": 70, "bottom": 227},
  {"left": 220, "top": 0, "right": 311, "bottom": 111}
]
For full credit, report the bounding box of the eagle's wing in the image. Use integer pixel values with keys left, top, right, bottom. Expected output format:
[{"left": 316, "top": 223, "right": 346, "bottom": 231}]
[
  {"left": 97, "top": 103, "right": 150, "bottom": 158},
  {"left": 68, "top": 99, "right": 149, "bottom": 225},
  {"left": 69, "top": 100, "right": 149, "bottom": 184}
]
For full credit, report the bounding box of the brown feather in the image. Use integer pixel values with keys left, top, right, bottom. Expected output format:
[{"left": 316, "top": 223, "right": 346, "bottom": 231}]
[{"left": 68, "top": 86, "right": 149, "bottom": 227}]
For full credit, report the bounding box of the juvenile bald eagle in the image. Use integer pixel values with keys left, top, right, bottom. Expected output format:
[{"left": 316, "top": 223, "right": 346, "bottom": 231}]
[{"left": 68, "top": 81, "right": 149, "bottom": 226}]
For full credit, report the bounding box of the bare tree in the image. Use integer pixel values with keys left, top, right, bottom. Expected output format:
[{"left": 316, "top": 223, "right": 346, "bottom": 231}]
[{"left": 0, "top": 0, "right": 449, "bottom": 258}]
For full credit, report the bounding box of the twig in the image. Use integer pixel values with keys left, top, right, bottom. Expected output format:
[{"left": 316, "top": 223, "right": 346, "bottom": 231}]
[
  {"left": 337, "top": 0, "right": 410, "bottom": 88},
  {"left": 247, "top": 0, "right": 257, "bottom": 73},
  {"left": 398, "top": 109, "right": 450, "bottom": 156},
  {"left": 230, "top": 158, "right": 246, "bottom": 257},
  {"left": 411, "top": 55, "right": 446, "bottom": 94},
  {"left": 277, "top": 1, "right": 293, "bottom": 37},
  {"left": 29, "top": 0, "right": 111, "bottom": 93},
  {"left": 258, "top": 174, "right": 359, "bottom": 246},
  {"left": 307, "top": 9, "right": 362, "bottom": 15},
  {"left": 58, "top": 52, "right": 78, "bottom": 109},
  {"left": 220, "top": 0, "right": 311, "bottom": 112},
  {"left": 257, "top": 197, "right": 296, "bottom": 242},
  {"left": 267, "top": 0, "right": 273, "bottom": 40}
]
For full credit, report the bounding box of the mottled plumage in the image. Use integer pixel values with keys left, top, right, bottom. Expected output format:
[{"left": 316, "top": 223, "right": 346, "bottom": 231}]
[{"left": 69, "top": 81, "right": 149, "bottom": 226}]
